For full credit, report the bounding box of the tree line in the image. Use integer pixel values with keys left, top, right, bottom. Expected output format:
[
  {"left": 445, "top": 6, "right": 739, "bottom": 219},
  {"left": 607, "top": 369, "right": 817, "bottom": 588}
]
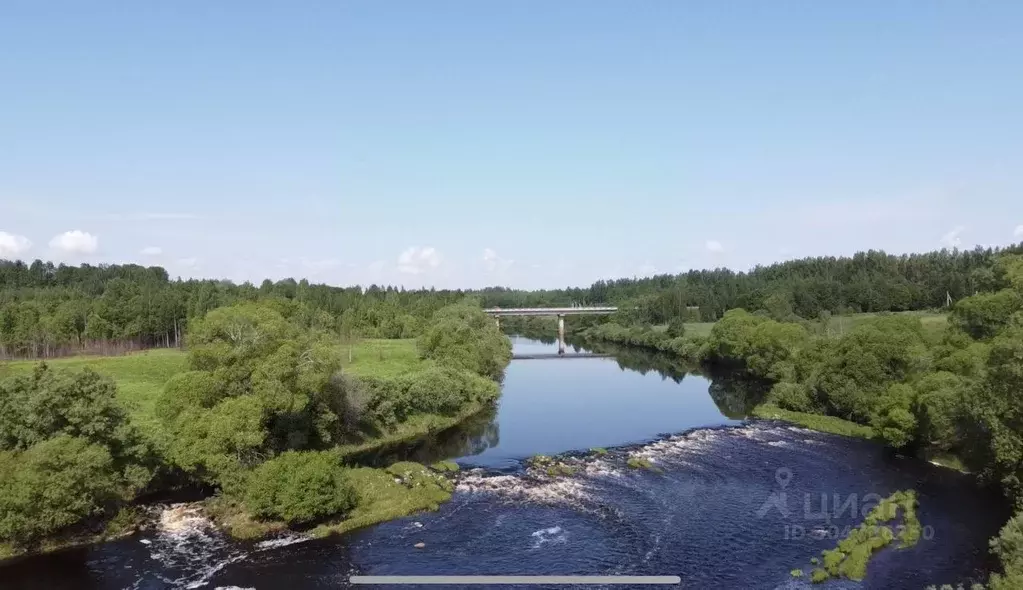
[
  {"left": 479, "top": 244, "right": 1023, "bottom": 323},
  {"left": 0, "top": 259, "right": 471, "bottom": 358},
  {"left": 4, "top": 244, "right": 1021, "bottom": 358}
]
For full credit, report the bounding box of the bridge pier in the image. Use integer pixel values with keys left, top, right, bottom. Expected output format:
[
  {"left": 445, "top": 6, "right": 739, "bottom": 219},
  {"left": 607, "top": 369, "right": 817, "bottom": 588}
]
[{"left": 557, "top": 314, "right": 565, "bottom": 355}]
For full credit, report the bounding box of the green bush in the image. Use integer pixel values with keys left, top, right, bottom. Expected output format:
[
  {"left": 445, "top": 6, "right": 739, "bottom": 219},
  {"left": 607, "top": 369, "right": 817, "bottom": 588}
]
[
  {"left": 768, "top": 381, "right": 817, "bottom": 413},
  {"left": 244, "top": 450, "right": 357, "bottom": 525},
  {"left": 360, "top": 363, "right": 499, "bottom": 426},
  {"left": 665, "top": 318, "right": 687, "bottom": 339},
  {"left": 417, "top": 304, "right": 512, "bottom": 380},
  {"left": 0, "top": 435, "right": 121, "bottom": 546},
  {"left": 0, "top": 363, "right": 136, "bottom": 454},
  {"left": 950, "top": 289, "right": 1022, "bottom": 340}
]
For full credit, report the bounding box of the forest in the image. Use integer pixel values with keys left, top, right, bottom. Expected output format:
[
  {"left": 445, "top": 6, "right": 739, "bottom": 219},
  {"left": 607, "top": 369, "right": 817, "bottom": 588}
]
[{"left": 3, "top": 244, "right": 1023, "bottom": 359}]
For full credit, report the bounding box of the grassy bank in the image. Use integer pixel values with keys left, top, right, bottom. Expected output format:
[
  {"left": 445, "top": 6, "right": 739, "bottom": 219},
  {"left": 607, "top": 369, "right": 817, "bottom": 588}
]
[
  {"left": 209, "top": 461, "right": 455, "bottom": 540},
  {"left": 335, "top": 401, "right": 487, "bottom": 459},
  {"left": 751, "top": 404, "right": 876, "bottom": 439}
]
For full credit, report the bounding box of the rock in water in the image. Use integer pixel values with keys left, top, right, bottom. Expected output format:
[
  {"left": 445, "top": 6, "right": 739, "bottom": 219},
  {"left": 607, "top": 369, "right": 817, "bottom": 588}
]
[{"left": 414, "top": 542, "right": 426, "bottom": 548}]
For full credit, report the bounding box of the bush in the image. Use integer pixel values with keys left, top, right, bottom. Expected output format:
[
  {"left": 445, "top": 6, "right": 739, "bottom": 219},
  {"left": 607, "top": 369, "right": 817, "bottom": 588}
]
[
  {"left": 665, "top": 318, "right": 687, "bottom": 339},
  {"left": 768, "top": 381, "right": 818, "bottom": 413},
  {"left": 244, "top": 451, "right": 358, "bottom": 525},
  {"left": 360, "top": 363, "right": 499, "bottom": 427},
  {"left": 950, "top": 290, "right": 1022, "bottom": 340},
  {"left": 159, "top": 302, "right": 346, "bottom": 486},
  {"left": 0, "top": 363, "right": 133, "bottom": 453},
  {"left": 0, "top": 435, "right": 120, "bottom": 546},
  {"left": 417, "top": 304, "right": 512, "bottom": 380}
]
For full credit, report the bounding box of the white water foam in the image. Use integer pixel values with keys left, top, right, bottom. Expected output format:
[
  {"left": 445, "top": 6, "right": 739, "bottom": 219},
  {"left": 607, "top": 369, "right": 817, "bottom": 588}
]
[
  {"left": 458, "top": 472, "right": 596, "bottom": 509},
  {"left": 629, "top": 428, "right": 722, "bottom": 463},
  {"left": 255, "top": 534, "right": 309, "bottom": 551},
  {"left": 530, "top": 526, "right": 568, "bottom": 548},
  {"left": 146, "top": 503, "right": 249, "bottom": 590}
]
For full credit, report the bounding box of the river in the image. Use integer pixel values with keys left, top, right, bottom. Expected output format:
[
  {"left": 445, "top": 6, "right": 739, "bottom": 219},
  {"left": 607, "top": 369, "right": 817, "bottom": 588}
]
[{"left": 1, "top": 337, "right": 1008, "bottom": 589}]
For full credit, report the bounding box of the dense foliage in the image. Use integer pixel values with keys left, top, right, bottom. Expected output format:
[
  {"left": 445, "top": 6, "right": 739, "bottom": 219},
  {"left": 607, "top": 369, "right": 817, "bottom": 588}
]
[
  {"left": 4, "top": 243, "right": 1022, "bottom": 359},
  {"left": 417, "top": 303, "right": 512, "bottom": 381},
  {"left": 480, "top": 245, "right": 1023, "bottom": 322},
  {"left": 243, "top": 450, "right": 358, "bottom": 525},
  {"left": 0, "top": 259, "right": 470, "bottom": 358},
  {"left": 0, "top": 291, "right": 512, "bottom": 552},
  {"left": 0, "top": 364, "right": 154, "bottom": 547}
]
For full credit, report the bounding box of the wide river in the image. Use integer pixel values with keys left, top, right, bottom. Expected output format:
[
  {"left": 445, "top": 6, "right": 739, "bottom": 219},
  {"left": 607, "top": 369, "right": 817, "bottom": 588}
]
[{"left": 2, "top": 337, "right": 1008, "bottom": 589}]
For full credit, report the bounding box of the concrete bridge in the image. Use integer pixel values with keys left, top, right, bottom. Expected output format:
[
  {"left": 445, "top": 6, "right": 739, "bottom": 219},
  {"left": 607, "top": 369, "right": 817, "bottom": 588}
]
[{"left": 483, "top": 306, "right": 618, "bottom": 355}]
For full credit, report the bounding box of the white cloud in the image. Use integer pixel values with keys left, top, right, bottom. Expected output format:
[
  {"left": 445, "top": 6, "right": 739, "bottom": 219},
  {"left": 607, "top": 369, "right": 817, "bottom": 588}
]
[
  {"left": 1014, "top": 225, "right": 1023, "bottom": 239},
  {"left": 140, "top": 246, "right": 163, "bottom": 256},
  {"left": 397, "top": 246, "right": 442, "bottom": 275},
  {"left": 705, "top": 240, "right": 724, "bottom": 253},
  {"left": 49, "top": 230, "right": 98, "bottom": 254},
  {"left": 0, "top": 231, "right": 32, "bottom": 257},
  {"left": 940, "top": 226, "right": 965, "bottom": 249},
  {"left": 482, "top": 247, "right": 513, "bottom": 273},
  {"left": 176, "top": 257, "right": 198, "bottom": 268}
]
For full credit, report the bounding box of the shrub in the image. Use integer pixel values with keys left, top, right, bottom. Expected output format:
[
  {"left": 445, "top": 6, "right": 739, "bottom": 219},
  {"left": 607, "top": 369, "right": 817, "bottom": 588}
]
[
  {"left": 665, "top": 318, "right": 687, "bottom": 339},
  {"left": 417, "top": 304, "right": 512, "bottom": 380},
  {"left": 244, "top": 450, "right": 358, "bottom": 526},
  {"left": 768, "top": 381, "right": 817, "bottom": 413},
  {"left": 0, "top": 435, "right": 120, "bottom": 546},
  {"left": 0, "top": 364, "right": 131, "bottom": 452}
]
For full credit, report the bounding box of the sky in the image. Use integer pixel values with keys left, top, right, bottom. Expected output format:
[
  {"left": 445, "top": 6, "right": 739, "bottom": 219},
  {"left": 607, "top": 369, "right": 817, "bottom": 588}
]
[{"left": 1, "top": 1, "right": 1022, "bottom": 290}]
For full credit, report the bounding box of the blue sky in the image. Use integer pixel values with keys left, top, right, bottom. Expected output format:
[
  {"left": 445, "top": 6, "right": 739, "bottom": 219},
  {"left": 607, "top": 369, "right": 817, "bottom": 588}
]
[{"left": 1, "top": 2, "right": 1021, "bottom": 289}]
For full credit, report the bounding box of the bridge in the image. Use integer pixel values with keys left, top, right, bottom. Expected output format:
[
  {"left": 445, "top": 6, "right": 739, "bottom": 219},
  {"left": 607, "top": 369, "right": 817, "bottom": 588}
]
[
  {"left": 482, "top": 306, "right": 618, "bottom": 317},
  {"left": 483, "top": 306, "right": 618, "bottom": 355}
]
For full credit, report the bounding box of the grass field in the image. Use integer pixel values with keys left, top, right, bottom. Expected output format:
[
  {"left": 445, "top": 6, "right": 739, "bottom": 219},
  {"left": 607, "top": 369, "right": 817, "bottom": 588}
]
[
  {"left": 820, "top": 311, "right": 947, "bottom": 343},
  {"left": 341, "top": 338, "right": 423, "bottom": 378}
]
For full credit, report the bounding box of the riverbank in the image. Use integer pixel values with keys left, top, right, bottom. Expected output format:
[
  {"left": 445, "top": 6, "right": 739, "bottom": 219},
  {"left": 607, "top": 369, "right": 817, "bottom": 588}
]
[
  {"left": 751, "top": 404, "right": 875, "bottom": 439},
  {"left": 0, "top": 303, "right": 513, "bottom": 561},
  {"left": 0, "top": 507, "right": 144, "bottom": 563},
  {"left": 207, "top": 461, "right": 457, "bottom": 540}
]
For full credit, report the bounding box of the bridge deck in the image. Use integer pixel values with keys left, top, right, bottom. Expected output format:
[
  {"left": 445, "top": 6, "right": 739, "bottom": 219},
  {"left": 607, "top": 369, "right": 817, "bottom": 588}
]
[{"left": 483, "top": 306, "right": 617, "bottom": 316}]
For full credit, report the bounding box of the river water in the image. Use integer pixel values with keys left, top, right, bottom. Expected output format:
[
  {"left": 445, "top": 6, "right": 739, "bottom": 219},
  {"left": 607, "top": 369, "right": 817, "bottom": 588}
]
[{"left": 1, "top": 337, "right": 1008, "bottom": 589}]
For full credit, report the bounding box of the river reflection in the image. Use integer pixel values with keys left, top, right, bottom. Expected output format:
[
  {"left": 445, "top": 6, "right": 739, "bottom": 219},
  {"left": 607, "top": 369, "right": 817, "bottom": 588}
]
[{"left": 366, "top": 337, "right": 752, "bottom": 468}]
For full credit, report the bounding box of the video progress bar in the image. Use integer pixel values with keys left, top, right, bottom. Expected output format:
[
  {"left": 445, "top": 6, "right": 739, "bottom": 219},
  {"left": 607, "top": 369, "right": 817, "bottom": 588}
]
[{"left": 350, "top": 576, "right": 681, "bottom": 585}]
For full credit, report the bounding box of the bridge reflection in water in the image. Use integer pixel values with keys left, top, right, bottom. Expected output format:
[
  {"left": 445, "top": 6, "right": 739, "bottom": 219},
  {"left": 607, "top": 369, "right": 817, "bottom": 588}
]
[
  {"left": 484, "top": 306, "right": 618, "bottom": 355},
  {"left": 511, "top": 352, "right": 613, "bottom": 360}
]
